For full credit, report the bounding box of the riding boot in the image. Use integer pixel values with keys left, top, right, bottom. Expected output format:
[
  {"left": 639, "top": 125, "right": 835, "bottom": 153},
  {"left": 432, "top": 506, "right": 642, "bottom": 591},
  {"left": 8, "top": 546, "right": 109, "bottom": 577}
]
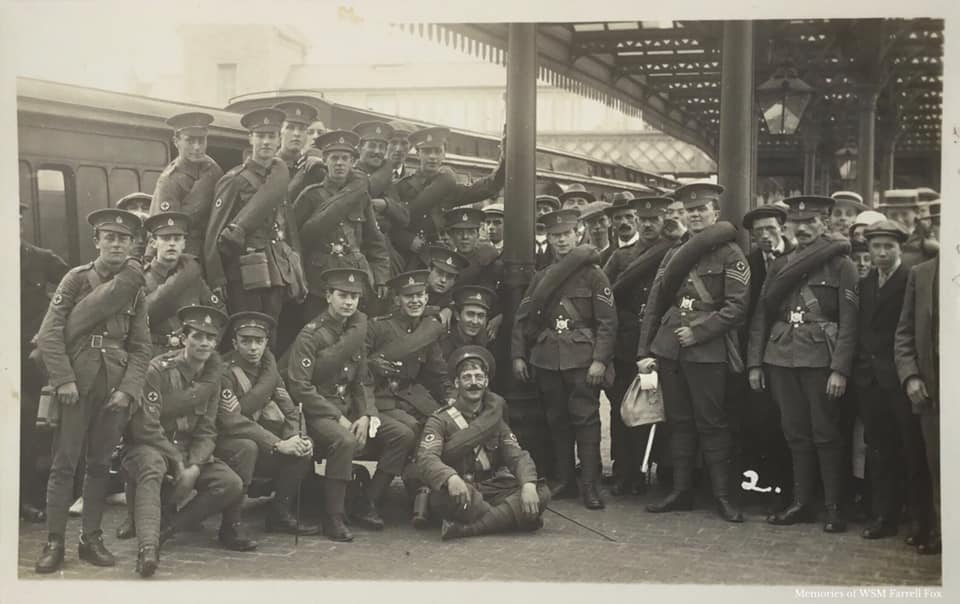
[
  {"left": 768, "top": 451, "right": 818, "bottom": 525},
  {"left": 116, "top": 480, "right": 136, "bottom": 540},
  {"left": 646, "top": 458, "right": 694, "bottom": 513},
  {"left": 218, "top": 500, "right": 258, "bottom": 551},
  {"left": 707, "top": 457, "right": 743, "bottom": 523},
  {"left": 441, "top": 501, "right": 517, "bottom": 541},
  {"left": 576, "top": 426, "right": 604, "bottom": 510},
  {"left": 323, "top": 478, "right": 353, "bottom": 542},
  {"left": 549, "top": 428, "right": 578, "bottom": 499}
]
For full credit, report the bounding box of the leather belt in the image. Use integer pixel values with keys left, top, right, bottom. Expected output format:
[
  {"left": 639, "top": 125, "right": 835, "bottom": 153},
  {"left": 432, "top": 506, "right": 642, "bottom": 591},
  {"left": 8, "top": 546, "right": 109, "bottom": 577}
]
[
  {"left": 785, "top": 306, "right": 832, "bottom": 327},
  {"left": 674, "top": 296, "right": 719, "bottom": 312},
  {"left": 81, "top": 334, "right": 126, "bottom": 350},
  {"left": 548, "top": 318, "right": 588, "bottom": 333}
]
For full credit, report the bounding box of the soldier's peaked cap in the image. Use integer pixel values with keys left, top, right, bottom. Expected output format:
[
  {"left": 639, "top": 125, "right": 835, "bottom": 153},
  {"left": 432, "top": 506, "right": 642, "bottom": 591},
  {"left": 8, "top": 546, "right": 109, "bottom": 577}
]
[
  {"left": 320, "top": 268, "right": 367, "bottom": 294},
  {"left": 782, "top": 195, "right": 835, "bottom": 220},
  {"left": 166, "top": 112, "right": 214, "bottom": 135},
  {"left": 742, "top": 204, "right": 787, "bottom": 229},
  {"left": 273, "top": 101, "right": 319, "bottom": 126},
  {"left": 443, "top": 208, "right": 486, "bottom": 230},
  {"left": 864, "top": 219, "right": 910, "bottom": 243},
  {"left": 115, "top": 192, "right": 152, "bottom": 214},
  {"left": 388, "top": 270, "right": 430, "bottom": 295},
  {"left": 454, "top": 285, "right": 496, "bottom": 311},
  {"left": 559, "top": 183, "right": 596, "bottom": 203},
  {"left": 448, "top": 345, "right": 496, "bottom": 380},
  {"left": 353, "top": 121, "right": 394, "bottom": 143},
  {"left": 240, "top": 108, "right": 285, "bottom": 133},
  {"left": 228, "top": 311, "right": 276, "bottom": 337},
  {"left": 409, "top": 126, "right": 450, "bottom": 148},
  {"left": 629, "top": 196, "right": 674, "bottom": 218},
  {"left": 387, "top": 120, "right": 417, "bottom": 139},
  {"left": 427, "top": 245, "right": 469, "bottom": 274},
  {"left": 178, "top": 305, "right": 228, "bottom": 336},
  {"left": 87, "top": 208, "right": 142, "bottom": 236},
  {"left": 316, "top": 130, "right": 360, "bottom": 155},
  {"left": 673, "top": 182, "right": 724, "bottom": 209},
  {"left": 538, "top": 208, "right": 581, "bottom": 234},
  {"left": 143, "top": 211, "right": 189, "bottom": 237}
]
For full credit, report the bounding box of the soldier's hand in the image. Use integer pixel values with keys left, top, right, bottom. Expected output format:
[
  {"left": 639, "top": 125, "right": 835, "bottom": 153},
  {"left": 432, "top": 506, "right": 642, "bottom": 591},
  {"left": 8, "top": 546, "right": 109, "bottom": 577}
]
[
  {"left": 371, "top": 355, "right": 401, "bottom": 377},
  {"left": 56, "top": 382, "right": 80, "bottom": 407},
  {"left": 376, "top": 284, "right": 389, "bottom": 300},
  {"left": 371, "top": 198, "right": 388, "bottom": 213},
  {"left": 520, "top": 482, "right": 540, "bottom": 518},
  {"left": 636, "top": 358, "right": 657, "bottom": 374},
  {"left": 674, "top": 326, "right": 696, "bottom": 347},
  {"left": 173, "top": 465, "right": 200, "bottom": 503},
  {"left": 351, "top": 416, "right": 371, "bottom": 449},
  {"left": 586, "top": 361, "right": 606, "bottom": 386},
  {"left": 438, "top": 307, "right": 453, "bottom": 329},
  {"left": 485, "top": 314, "right": 503, "bottom": 341},
  {"left": 106, "top": 389, "right": 132, "bottom": 410},
  {"left": 905, "top": 377, "right": 930, "bottom": 406},
  {"left": 512, "top": 358, "right": 531, "bottom": 382},
  {"left": 217, "top": 224, "right": 246, "bottom": 255},
  {"left": 826, "top": 371, "right": 847, "bottom": 400},
  {"left": 410, "top": 235, "right": 426, "bottom": 253},
  {"left": 446, "top": 475, "right": 470, "bottom": 508},
  {"left": 748, "top": 368, "right": 766, "bottom": 392},
  {"left": 303, "top": 154, "right": 324, "bottom": 175}
]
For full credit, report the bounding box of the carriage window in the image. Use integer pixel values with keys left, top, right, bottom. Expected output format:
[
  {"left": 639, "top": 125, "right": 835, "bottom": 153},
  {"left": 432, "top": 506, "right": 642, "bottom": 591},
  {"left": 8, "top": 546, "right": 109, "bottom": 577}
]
[
  {"left": 36, "top": 168, "right": 70, "bottom": 260},
  {"left": 142, "top": 170, "right": 162, "bottom": 195},
  {"left": 77, "top": 166, "right": 109, "bottom": 261},
  {"left": 109, "top": 168, "right": 140, "bottom": 202},
  {"left": 19, "top": 161, "right": 36, "bottom": 245}
]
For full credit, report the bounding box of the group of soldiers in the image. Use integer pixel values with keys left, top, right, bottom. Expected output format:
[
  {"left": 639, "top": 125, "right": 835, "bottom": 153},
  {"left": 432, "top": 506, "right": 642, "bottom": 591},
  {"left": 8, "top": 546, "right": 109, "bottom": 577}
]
[{"left": 19, "top": 100, "right": 942, "bottom": 580}]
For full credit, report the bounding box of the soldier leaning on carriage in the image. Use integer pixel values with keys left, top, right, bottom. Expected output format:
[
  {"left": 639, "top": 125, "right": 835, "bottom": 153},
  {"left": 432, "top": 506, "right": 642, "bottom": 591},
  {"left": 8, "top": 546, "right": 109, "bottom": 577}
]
[{"left": 21, "top": 103, "right": 943, "bottom": 577}]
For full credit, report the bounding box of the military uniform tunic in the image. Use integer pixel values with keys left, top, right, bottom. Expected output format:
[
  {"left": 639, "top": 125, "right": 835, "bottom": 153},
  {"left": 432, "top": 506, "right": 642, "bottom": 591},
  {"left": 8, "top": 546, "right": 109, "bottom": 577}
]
[
  {"left": 143, "top": 256, "right": 223, "bottom": 356},
  {"left": 150, "top": 156, "right": 224, "bottom": 257}
]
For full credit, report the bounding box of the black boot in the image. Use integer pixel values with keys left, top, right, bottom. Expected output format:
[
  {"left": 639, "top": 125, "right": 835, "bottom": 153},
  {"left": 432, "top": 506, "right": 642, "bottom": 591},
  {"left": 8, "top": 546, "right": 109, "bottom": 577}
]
[
  {"left": 218, "top": 522, "right": 258, "bottom": 551},
  {"left": 323, "top": 479, "right": 353, "bottom": 542},
  {"left": 862, "top": 517, "right": 898, "bottom": 539},
  {"left": 823, "top": 505, "right": 846, "bottom": 533},
  {"left": 136, "top": 545, "right": 159, "bottom": 578},
  {"left": 350, "top": 499, "right": 385, "bottom": 530},
  {"left": 646, "top": 489, "right": 694, "bottom": 513},
  {"left": 767, "top": 500, "right": 817, "bottom": 525},
  {"left": 265, "top": 503, "right": 321, "bottom": 536},
  {"left": 78, "top": 530, "right": 116, "bottom": 567},
  {"left": 35, "top": 534, "right": 65, "bottom": 574},
  {"left": 116, "top": 514, "right": 136, "bottom": 540},
  {"left": 549, "top": 429, "right": 578, "bottom": 499},
  {"left": 577, "top": 427, "right": 605, "bottom": 510},
  {"left": 707, "top": 458, "right": 743, "bottom": 522},
  {"left": 20, "top": 503, "right": 46, "bottom": 523},
  {"left": 441, "top": 502, "right": 516, "bottom": 541},
  {"left": 324, "top": 514, "right": 354, "bottom": 542},
  {"left": 769, "top": 452, "right": 817, "bottom": 525}
]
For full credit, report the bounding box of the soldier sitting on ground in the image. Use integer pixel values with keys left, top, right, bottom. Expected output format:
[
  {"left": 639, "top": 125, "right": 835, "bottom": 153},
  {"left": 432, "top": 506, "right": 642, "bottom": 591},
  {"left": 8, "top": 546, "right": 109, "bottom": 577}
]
[{"left": 416, "top": 346, "right": 551, "bottom": 540}]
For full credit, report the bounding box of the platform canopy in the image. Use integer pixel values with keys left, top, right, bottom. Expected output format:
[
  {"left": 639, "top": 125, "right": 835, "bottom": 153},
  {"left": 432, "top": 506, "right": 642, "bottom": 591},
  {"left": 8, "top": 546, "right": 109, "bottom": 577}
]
[{"left": 393, "top": 20, "right": 942, "bottom": 176}]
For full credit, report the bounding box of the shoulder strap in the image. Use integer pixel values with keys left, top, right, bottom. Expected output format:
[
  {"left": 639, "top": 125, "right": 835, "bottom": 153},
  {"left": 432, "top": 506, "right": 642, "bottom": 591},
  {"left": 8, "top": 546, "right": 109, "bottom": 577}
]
[
  {"left": 231, "top": 365, "right": 253, "bottom": 396},
  {"left": 688, "top": 270, "right": 715, "bottom": 305},
  {"left": 445, "top": 407, "right": 491, "bottom": 471},
  {"left": 559, "top": 297, "right": 584, "bottom": 323}
]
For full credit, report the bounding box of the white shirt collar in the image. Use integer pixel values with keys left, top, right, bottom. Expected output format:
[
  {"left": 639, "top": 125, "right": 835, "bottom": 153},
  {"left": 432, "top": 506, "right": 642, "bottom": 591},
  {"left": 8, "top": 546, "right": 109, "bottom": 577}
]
[{"left": 619, "top": 232, "right": 640, "bottom": 247}]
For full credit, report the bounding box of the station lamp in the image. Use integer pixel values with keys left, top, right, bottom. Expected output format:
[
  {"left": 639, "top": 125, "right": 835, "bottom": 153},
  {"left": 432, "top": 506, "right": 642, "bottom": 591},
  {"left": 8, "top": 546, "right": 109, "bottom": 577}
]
[
  {"left": 834, "top": 138, "right": 859, "bottom": 182},
  {"left": 757, "top": 64, "right": 815, "bottom": 136}
]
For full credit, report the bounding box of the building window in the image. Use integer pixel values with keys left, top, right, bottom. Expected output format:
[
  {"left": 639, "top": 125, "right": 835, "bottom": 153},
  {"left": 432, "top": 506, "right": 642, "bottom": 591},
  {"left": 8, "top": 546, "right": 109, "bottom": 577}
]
[
  {"left": 77, "top": 166, "right": 109, "bottom": 261},
  {"left": 36, "top": 167, "right": 71, "bottom": 261},
  {"left": 109, "top": 168, "right": 140, "bottom": 203},
  {"left": 217, "top": 63, "right": 238, "bottom": 104}
]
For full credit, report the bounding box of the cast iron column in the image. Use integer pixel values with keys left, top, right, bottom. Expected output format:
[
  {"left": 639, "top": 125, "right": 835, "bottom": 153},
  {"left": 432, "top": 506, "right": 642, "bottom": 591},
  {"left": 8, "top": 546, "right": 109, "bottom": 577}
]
[
  {"left": 857, "top": 86, "right": 879, "bottom": 206},
  {"left": 802, "top": 132, "right": 819, "bottom": 195},
  {"left": 717, "top": 20, "right": 754, "bottom": 249}
]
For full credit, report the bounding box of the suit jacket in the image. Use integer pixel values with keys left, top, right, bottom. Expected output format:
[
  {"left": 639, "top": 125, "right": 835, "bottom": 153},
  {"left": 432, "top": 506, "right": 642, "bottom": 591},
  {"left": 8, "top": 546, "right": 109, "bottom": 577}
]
[
  {"left": 853, "top": 264, "right": 909, "bottom": 390},
  {"left": 895, "top": 257, "right": 939, "bottom": 409}
]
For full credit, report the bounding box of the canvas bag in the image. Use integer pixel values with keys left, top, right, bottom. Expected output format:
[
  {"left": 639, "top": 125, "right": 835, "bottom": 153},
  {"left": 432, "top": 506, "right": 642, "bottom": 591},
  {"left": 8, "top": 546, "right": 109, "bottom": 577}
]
[{"left": 620, "top": 371, "right": 664, "bottom": 427}]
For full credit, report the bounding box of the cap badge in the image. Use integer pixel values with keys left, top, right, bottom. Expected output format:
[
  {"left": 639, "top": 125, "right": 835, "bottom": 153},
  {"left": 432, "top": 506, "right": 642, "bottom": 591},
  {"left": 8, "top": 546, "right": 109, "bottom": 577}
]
[
  {"left": 339, "top": 137, "right": 345, "bottom": 144},
  {"left": 426, "top": 134, "right": 433, "bottom": 142},
  {"left": 347, "top": 274, "right": 356, "bottom": 283},
  {"left": 263, "top": 117, "right": 269, "bottom": 125},
  {"left": 167, "top": 218, "right": 175, "bottom": 226},
  {"left": 798, "top": 201, "right": 806, "bottom": 211},
  {"left": 160, "top": 201, "right": 170, "bottom": 211},
  {"left": 645, "top": 201, "right": 651, "bottom": 209},
  {"left": 115, "top": 216, "right": 123, "bottom": 224},
  {"left": 295, "top": 108, "right": 302, "bottom": 116},
  {"left": 375, "top": 127, "right": 382, "bottom": 135},
  {"left": 408, "top": 276, "right": 416, "bottom": 286},
  {"left": 204, "top": 315, "right": 212, "bottom": 325},
  {"left": 690, "top": 192, "right": 697, "bottom": 200},
  {"left": 462, "top": 213, "right": 468, "bottom": 222},
  {"left": 446, "top": 257, "right": 453, "bottom": 265}
]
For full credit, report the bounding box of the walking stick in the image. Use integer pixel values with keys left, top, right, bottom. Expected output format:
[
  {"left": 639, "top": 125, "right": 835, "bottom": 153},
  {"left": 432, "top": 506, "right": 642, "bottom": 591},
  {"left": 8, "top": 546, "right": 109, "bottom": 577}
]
[
  {"left": 641, "top": 423, "right": 657, "bottom": 474},
  {"left": 296, "top": 402, "right": 304, "bottom": 547}
]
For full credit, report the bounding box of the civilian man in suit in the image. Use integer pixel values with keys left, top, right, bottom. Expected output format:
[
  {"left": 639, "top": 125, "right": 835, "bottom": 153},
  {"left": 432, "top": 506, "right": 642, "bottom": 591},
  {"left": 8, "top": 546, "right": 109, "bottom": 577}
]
[
  {"left": 534, "top": 195, "right": 560, "bottom": 270},
  {"left": 895, "top": 256, "right": 940, "bottom": 555}
]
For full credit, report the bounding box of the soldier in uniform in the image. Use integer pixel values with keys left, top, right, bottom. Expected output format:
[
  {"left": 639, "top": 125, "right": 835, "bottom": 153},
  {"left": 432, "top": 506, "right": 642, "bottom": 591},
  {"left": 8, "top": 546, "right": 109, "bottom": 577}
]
[
  {"left": 880, "top": 189, "right": 939, "bottom": 269},
  {"left": 895, "top": 256, "right": 940, "bottom": 554},
  {"left": 439, "top": 285, "right": 497, "bottom": 359},
  {"left": 216, "top": 311, "right": 320, "bottom": 536},
  {"left": 854, "top": 221, "right": 932, "bottom": 542},
  {"left": 122, "top": 306, "right": 253, "bottom": 578},
  {"left": 534, "top": 195, "right": 560, "bottom": 270},
  {"left": 142, "top": 212, "right": 224, "bottom": 356},
  {"left": 442, "top": 208, "right": 504, "bottom": 295},
  {"left": 416, "top": 346, "right": 551, "bottom": 540},
  {"left": 115, "top": 193, "right": 152, "bottom": 260},
  {"left": 150, "top": 112, "right": 224, "bottom": 258},
  {"left": 20, "top": 202, "right": 70, "bottom": 523},
  {"left": 273, "top": 101, "right": 319, "bottom": 173},
  {"left": 34, "top": 209, "right": 152, "bottom": 573},
  {"left": 483, "top": 202, "right": 505, "bottom": 254},
  {"left": 637, "top": 183, "right": 749, "bottom": 523},
  {"left": 286, "top": 268, "right": 416, "bottom": 541},
  {"left": 828, "top": 191, "right": 869, "bottom": 238},
  {"left": 293, "top": 130, "right": 391, "bottom": 321},
  {"left": 602, "top": 196, "right": 674, "bottom": 496},
  {"left": 425, "top": 244, "right": 470, "bottom": 311},
  {"left": 512, "top": 208, "right": 617, "bottom": 510},
  {"left": 390, "top": 126, "right": 504, "bottom": 267},
  {"left": 747, "top": 195, "right": 859, "bottom": 533},
  {"left": 581, "top": 201, "right": 615, "bottom": 267},
  {"left": 205, "top": 107, "right": 304, "bottom": 324}
]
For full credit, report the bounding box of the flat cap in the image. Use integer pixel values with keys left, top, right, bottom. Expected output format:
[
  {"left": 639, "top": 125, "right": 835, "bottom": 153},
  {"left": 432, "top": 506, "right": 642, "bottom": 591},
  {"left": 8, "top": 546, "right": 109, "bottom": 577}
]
[
  {"left": 320, "top": 268, "right": 367, "bottom": 294},
  {"left": 453, "top": 285, "right": 496, "bottom": 311},
  {"left": 538, "top": 208, "right": 581, "bottom": 234},
  {"left": 448, "top": 345, "right": 496, "bottom": 380},
  {"left": 144, "top": 211, "right": 189, "bottom": 237},
  {"left": 241, "top": 108, "right": 285, "bottom": 133},
  {"left": 443, "top": 208, "right": 486, "bottom": 230},
  {"left": 316, "top": 130, "right": 360, "bottom": 155},
  {"left": 409, "top": 126, "right": 450, "bottom": 149},
  {"left": 388, "top": 270, "right": 430, "bottom": 295},
  {"left": 167, "top": 112, "right": 214, "bottom": 136},
  {"left": 782, "top": 195, "right": 835, "bottom": 221},
  {"left": 673, "top": 182, "right": 724, "bottom": 209},
  {"left": 630, "top": 196, "right": 673, "bottom": 219},
  {"left": 742, "top": 205, "right": 787, "bottom": 229},
  {"left": 115, "top": 192, "right": 152, "bottom": 216},
  {"left": 427, "top": 245, "right": 469, "bottom": 275},
  {"left": 852, "top": 210, "right": 886, "bottom": 229},
  {"left": 273, "top": 101, "right": 319, "bottom": 126},
  {"left": 353, "top": 121, "right": 394, "bottom": 143},
  {"left": 864, "top": 219, "right": 910, "bottom": 243},
  {"left": 177, "top": 304, "right": 228, "bottom": 336},
  {"left": 87, "top": 208, "right": 142, "bottom": 236},
  {"left": 535, "top": 195, "right": 561, "bottom": 213},
  {"left": 228, "top": 311, "right": 276, "bottom": 337}
]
